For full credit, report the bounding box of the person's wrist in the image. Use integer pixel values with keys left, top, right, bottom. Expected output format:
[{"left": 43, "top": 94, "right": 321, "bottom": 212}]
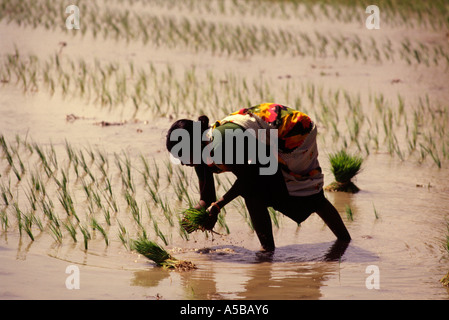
[{"left": 209, "top": 202, "right": 221, "bottom": 215}]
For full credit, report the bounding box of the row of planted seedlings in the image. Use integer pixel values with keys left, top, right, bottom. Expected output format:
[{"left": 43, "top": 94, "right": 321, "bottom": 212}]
[
  {"left": 124, "top": 0, "right": 449, "bottom": 30},
  {"left": 1, "top": 48, "right": 448, "bottom": 167},
  {"left": 368, "top": 92, "right": 449, "bottom": 167},
  {"left": 141, "top": 0, "right": 449, "bottom": 31},
  {"left": 1, "top": 122, "right": 442, "bottom": 254},
  {"left": 2, "top": 0, "right": 448, "bottom": 33},
  {"left": 0, "top": 134, "right": 233, "bottom": 253},
  {"left": 2, "top": 0, "right": 448, "bottom": 66},
  {"left": 0, "top": 49, "right": 261, "bottom": 118},
  {"left": 296, "top": 81, "right": 449, "bottom": 168}
]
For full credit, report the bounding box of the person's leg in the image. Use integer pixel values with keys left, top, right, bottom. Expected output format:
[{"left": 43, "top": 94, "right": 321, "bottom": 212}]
[
  {"left": 314, "top": 195, "right": 351, "bottom": 241},
  {"left": 272, "top": 191, "right": 351, "bottom": 242},
  {"left": 229, "top": 157, "right": 288, "bottom": 252},
  {"left": 323, "top": 239, "right": 350, "bottom": 261},
  {"left": 244, "top": 196, "right": 275, "bottom": 252}
]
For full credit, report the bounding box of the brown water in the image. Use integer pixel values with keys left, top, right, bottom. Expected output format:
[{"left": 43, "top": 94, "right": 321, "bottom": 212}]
[
  {"left": 1, "top": 1, "right": 449, "bottom": 300},
  {"left": 0, "top": 104, "right": 448, "bottom": 299}
]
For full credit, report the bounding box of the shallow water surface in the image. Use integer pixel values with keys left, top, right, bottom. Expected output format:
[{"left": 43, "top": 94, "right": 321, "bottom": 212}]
[
  {"left": 1, "top": 0, "right": 449, "bottom": 300},
  {"left": 1, "top": 150, "right": 448, "bottom": 300}
]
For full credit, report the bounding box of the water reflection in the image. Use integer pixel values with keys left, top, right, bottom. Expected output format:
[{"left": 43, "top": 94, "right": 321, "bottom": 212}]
[{"left": 130, "top": 240, "right": 362, "bottom": 300}]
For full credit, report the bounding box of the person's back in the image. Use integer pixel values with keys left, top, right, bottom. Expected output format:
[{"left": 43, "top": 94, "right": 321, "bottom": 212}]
[{"left": 211, "top": 103, "right": 324, "bottom": 196}]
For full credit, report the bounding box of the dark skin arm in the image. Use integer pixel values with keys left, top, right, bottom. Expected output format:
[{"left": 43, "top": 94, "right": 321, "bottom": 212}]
[
  {"left": 203, "top": 163, "right": 279, "bottom": 251},
  {"left": 214, "top": 180, "right": 243, "bottom": 210},
  {"left": 204, "top": 177, "right": 244, "bottom": 226},
  {"left": 191, "top": 162, "right": 248, "bottom": 230},
  {"left": 194, "top": 164, "right": 217, "bottom": 210},
  {"left": 194, "top": 162, "right": 249, "bottom": 211},
  {"left": 202, "top": 164, "right": 256, "bottom": 230}
]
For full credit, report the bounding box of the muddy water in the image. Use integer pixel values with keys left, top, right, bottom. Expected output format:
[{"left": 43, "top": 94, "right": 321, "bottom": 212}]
[
  {"left": 1, "top": 2, "right": 449, "bottom": 300},
  {"left": 0, "top": 107, "right": 448, "bottom": 299}
]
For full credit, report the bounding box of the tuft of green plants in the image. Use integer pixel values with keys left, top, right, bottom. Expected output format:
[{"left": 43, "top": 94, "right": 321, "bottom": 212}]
[
  {"left": 180, "top": 207, "right": 210, "bottom": 234},
  {"left": 325, "top": 150, "right": 363, "bottom": 193},
  {"left": 132, "top": 237, "right": 196, "bottom": 271}
]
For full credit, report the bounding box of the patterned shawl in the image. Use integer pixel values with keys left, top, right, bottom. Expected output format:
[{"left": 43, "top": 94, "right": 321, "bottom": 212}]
[{"left": 212, "top": 103, "right": 324, "bottom": 196}]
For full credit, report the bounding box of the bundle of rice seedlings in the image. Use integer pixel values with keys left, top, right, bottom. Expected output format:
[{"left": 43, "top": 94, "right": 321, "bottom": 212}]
[
  {"left": 325, "top": 150, "right": 363, "bottom": 193},
  {"left": 180, "top": 207, "right": 210, "bottom": 233},
  {"left": 132, "top": 237, "right": 196, "bottom": 271}
]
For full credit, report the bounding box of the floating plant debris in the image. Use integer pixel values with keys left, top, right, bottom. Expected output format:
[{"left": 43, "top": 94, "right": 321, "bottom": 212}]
[{"left": 132, "top": 237, "right": 196, "bottom": 271}]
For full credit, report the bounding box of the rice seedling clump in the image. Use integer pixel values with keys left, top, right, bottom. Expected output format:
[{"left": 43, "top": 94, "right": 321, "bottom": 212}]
[
  {"left": 325, "top": 150, "right": 363, "bottom": 193},
  {"left": 180, "top": 207, "right": 211, "bottom": 233},
  {"left": 132, "top": 237, "right": 196, "bottom": 271}
]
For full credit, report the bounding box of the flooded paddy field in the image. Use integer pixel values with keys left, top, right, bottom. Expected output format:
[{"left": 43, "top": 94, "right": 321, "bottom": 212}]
[{"left": 0, "top": 0, "right": 449, "bottom": 300}]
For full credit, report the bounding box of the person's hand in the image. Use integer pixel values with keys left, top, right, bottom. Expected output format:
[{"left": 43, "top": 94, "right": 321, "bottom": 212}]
[
  {"left": 208, "top": 202, "right": 221, "bottom": 217},
  {"left": 203, "top": 202, "right": 220, "bottom": 231}
]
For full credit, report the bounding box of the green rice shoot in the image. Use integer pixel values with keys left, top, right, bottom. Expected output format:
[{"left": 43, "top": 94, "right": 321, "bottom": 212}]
[
  {"left": 180, "top": 207, "right": 210, "bottom": 234},
  {"left": 345, "top": 204, "right": 354, "bottom": 221}
]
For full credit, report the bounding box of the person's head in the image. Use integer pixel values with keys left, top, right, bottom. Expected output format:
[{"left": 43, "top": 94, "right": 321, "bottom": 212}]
[{"left": 166, "top": 115, "right": 210, "bottom": 166}]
